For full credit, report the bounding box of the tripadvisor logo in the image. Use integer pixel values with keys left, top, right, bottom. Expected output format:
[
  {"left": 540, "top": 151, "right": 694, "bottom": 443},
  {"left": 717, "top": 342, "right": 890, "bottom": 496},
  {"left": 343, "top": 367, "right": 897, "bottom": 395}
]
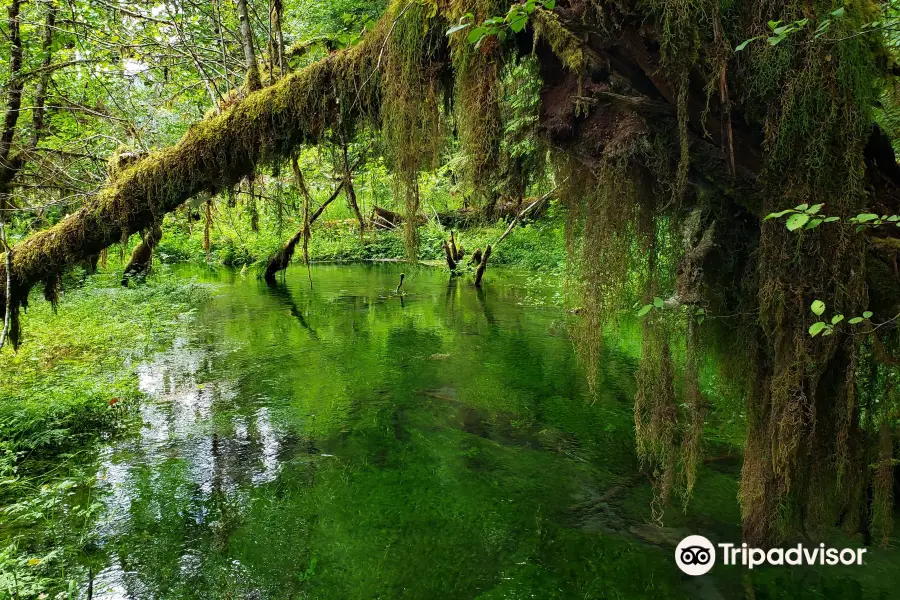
[
  {"left": 676, "top": 535, "right": 716, "bottom": 576},
  {"left": 675, "top": 535, "right": 868, "bottom": 576}
]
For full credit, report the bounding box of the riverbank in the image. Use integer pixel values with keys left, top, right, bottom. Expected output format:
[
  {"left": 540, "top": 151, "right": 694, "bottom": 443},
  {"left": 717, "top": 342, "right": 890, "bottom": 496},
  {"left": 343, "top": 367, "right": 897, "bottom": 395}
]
[
  {"left": 154, "top": 202, "right": 567, "bottom": 275},
  {"left": 0, "top": 268, "right": 209, "bottom": 597}
]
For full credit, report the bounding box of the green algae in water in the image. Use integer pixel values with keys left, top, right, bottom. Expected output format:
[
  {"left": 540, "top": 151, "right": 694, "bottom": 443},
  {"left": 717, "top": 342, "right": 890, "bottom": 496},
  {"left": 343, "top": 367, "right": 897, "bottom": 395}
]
[{"left": 6, "top": 264, "right": 899, "bottom": 599}]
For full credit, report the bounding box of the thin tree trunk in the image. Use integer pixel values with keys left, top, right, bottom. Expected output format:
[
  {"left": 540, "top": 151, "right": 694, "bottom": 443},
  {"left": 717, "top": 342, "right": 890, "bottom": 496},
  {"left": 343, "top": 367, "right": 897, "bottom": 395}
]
[
  {"left": 0, "top": 0, "right": 24, "bottom": 210},
  {"left": 272, "top": 0, "right": 285, "bottom": 76},
  {"left": 237, "top": 0, "right": 261, "bottom": 91},
  {"left": 290, "top": 157, "right": 313, "bottom": 287},
  {"left": 341, "top": 143, "right": 365, "bottom": 235}
]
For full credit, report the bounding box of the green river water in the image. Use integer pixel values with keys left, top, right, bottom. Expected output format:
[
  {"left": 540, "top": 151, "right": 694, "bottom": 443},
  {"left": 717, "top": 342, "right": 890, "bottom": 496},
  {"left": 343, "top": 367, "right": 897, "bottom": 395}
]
[{"left": 49, "top": 264, "right": 897, "bottom": 599}]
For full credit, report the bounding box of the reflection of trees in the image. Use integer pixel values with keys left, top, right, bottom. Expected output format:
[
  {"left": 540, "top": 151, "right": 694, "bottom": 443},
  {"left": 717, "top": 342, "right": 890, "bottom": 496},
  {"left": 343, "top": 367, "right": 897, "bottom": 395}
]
[
  {"left": 263, "top": 281, "right": 319, "bottom": 340},
  {"left": 90, "top": 265, "right": 643, "bottom": 598}
]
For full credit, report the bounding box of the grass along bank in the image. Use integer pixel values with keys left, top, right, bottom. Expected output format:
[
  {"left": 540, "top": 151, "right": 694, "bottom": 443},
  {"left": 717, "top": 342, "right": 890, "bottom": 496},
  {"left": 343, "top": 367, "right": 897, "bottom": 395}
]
[
  {"left": 0, "top": 266, "right": 209, "bottom": 598},
  {"left": 154, "top": 200, "right": 568, "bottom": 275}
]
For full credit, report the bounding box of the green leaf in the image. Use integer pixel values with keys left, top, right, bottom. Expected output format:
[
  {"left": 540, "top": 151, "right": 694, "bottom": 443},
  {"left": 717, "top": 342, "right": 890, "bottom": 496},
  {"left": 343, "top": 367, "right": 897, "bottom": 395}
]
[
  {"left": 543, "top": 0, "right": 556, "bottom": 9},
  {"left": 831, "top": 7, "right": 845, "bottom": 17},
  {"left": 806, "top": 203, "right": 824, "bottom": 214},
  {"left": 805, "top": 218, "right": 823, "bottom": 230},
  {"left": 653, "top": 297, "right": 665, "bottom": 309},
  {"left": 735, "top": 38, "right": 754, "bottom": 52},
  {"left": 794, "top": 203, "right": 809, "bottom": 211},
  {"left": 767, "top": 34, "right": 787, "bottom": 46},
  {"left": 447, "top": 23, "right": 470, "bottom": 35},
  {"left": 855, "top": 213, "right": 879, "bottom": 223},
  {"left": 786, "top": 213, "right": 810, "bottom": 231},
  {"left": 863, "top": 311, "right": 873, "bottom": 319},
  {"left": 824, "top": 216, "right": 841, "bottom": 223},
  {"left": 467, "top": 27, "right": 485, "bottom": 44},
  {"left": 768, "top": 20, "right": 782, "bottom": 30},
  {"left": 811, "top": 300, "right": 826, "bottom": 316},
  {"left": 831, "top": 314, "right": 844, "bottom": 325},
  {"left": 637, "top": 304, "right": 653, "bottom": 317},
  {"left": 765, "top": 209, "right": 793, "bottom": 220},
  {"left": 822, "top": 326, "right": 835, "bottom": 336},
  {"left": 848, "top": 317, "right": 863, "bottom": 325},
  {"left": 809, "top": 322, "right": 827, "bottom": 337},
  {"left": 508, "top": 15, "right": 528, "bottom": 33}
]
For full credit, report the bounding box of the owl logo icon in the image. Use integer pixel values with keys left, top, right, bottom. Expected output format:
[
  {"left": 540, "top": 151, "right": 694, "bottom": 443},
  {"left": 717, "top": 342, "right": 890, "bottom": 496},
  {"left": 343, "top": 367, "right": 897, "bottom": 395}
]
[{"left": 675, "top": 535, "right": 716, "bottom": 576}]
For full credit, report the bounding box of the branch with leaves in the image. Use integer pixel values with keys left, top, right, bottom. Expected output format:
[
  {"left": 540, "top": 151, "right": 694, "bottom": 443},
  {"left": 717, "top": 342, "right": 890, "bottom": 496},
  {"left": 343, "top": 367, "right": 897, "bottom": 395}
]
[
  {"left": 446, "top": 0, "right": 556, "bottom": 48},
  {"left": 765, "top": 203, "right": 900, "bottom": 232}
]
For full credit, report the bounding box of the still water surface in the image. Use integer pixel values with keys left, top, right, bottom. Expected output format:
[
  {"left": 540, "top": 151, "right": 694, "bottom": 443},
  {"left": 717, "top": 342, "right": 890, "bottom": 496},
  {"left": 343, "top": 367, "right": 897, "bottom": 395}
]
[{"left": 85, "top": 264, "right": 891, "bottom": 599}]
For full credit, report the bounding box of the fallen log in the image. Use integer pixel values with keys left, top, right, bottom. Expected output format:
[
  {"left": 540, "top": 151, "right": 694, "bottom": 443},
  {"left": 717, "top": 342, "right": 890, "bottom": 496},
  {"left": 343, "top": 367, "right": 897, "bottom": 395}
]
[
  {"left": 121, "top": 222, "right": 163, "bottom": 286},
  {"left": 264, "top": 179, "right": 346, "bottom": 281}
]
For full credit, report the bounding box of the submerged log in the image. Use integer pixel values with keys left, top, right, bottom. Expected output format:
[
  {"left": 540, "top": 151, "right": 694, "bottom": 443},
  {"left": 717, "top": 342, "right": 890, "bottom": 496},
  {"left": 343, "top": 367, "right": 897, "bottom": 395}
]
[
  {"left": 474, "top": 244, "right": 491, "bottom": 288},
  {"left": 441, "top": 240, "right": 457, "bottom": 271},
  {"left": 121, "top": 222, "right": 163, "bottom": 286},
  {"left": 264, "top": 179, "right": 346, "bottom": 281},
  {"left": 469, "top": 247, "right": 482, "bottom": 266}
]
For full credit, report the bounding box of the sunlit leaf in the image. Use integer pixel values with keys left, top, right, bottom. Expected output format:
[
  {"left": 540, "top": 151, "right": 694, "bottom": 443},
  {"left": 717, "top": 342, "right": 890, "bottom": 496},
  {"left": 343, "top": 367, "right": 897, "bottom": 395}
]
[
  {"left": 786, "top": 213, "right": 810, "bottom": 231},
  {"left": 811, "top": 300, "right": 826, "bottom": 316}
]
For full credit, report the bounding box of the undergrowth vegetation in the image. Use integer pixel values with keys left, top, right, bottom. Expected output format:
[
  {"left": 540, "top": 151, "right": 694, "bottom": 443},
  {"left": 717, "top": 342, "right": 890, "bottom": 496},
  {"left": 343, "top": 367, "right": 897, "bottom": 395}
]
[{"left": 0, "top": 268, "right": 208, "bottom": 597}]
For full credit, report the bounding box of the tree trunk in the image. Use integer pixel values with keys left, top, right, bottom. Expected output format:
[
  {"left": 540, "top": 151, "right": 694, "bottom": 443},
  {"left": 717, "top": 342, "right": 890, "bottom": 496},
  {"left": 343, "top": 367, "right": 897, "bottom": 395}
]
[
  {"left": 341, "top": 143, "right": 365, "bottom": 235},
  {"left": 0, "top": 0, "right": 24, "bottom": 210},
  {"left": 237, "top": 0, "right": 262, "bottom": 91}
]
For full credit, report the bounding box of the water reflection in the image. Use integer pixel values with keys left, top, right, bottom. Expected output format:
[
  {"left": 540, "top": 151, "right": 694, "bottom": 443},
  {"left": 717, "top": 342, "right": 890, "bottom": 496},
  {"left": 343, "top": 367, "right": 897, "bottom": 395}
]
[{"left": 84, "top": 264, "right": 696, "bottom": 599}]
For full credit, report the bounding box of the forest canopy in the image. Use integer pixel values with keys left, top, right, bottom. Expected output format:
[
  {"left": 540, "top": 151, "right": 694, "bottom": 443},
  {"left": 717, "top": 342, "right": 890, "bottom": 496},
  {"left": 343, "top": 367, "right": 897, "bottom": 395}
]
[{"left": 2, "top": 0, "right": 900, "bottom": 550}]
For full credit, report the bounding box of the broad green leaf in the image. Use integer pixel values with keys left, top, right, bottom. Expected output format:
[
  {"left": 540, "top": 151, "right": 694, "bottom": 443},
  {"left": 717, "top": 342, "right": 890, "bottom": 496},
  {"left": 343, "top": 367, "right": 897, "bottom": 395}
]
[
  {"left": 807, "top": 203, "right": 824, "bottom": 214},
  {"left": 467, "top": 27, "right": 485, "bottom": 44},
  {"left": 765, "top": 209, "right": 793, "bottom": 220},
  {"left": 637, "top": 304, "right": 653, "bottom": 317},
  {"left": 805, "top": 218, "right": 823, "bottom": 229},
  {"left": 768, "top": 20, "right": 782, "bottom": 30},
  {"left": 809, "top": 322, "right": 826, "bottom": 337},
  {"left": 786, "top": 213, "right": 810, "bottom": 231},
  {"left": 855, "top": 213, "right": 879, "bottom": 223},
  {"left": 831, "top": 7, "right": 845, "bottom": 17},
  {"left": 735, "top": 38, "right": 754, "bottom": 52},
  {"left": 543, "top": 0, "right": 556, "bottom": 9},
  {"left": 863, "top": 311, "right": 873, "bottom": 319},
  {"left": 653, "top": 297, "right": 665, "bottom": 309},
  {"left": 446, "top": 23, "right": 470, "bottom": 35},
  {"left": 848, "top": 317, "right": 863, "bottom": 325},
  {"left": 811, "top": 300, "right": 826, "bottom": 316},
  {"left": 509, "top": 15, "right": 528, "bottom": 33},
  {"left": 824, "top": 216, "right": 840, "bottom": 223},
  {"left": 794, "top": 203, "right": 809, "bottom": 211},
  {"left": 831, "top": 314, "right": 844, "bottom": 325}
]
